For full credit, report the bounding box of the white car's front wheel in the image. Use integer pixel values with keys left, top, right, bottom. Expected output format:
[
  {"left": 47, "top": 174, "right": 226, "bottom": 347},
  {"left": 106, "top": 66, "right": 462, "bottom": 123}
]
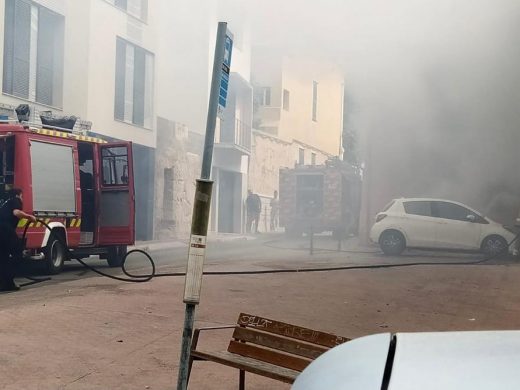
[
  {"left": 481, "top": 235, "right": 508, "bottom": 257},
  {"left": 379, "top": 230, "right": 406, "bottom": 255}
]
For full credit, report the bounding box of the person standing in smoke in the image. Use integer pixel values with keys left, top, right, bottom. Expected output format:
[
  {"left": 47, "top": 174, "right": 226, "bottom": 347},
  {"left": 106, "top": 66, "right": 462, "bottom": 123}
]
[
  {"left": 270, "top": 190, "right": 279, "bottom": 231},
  {"left": 0, "top": 188, "right": 36, "bottom": 291},
  {"left": 246, "top": 190, "right": 261, "bottom": 234}
]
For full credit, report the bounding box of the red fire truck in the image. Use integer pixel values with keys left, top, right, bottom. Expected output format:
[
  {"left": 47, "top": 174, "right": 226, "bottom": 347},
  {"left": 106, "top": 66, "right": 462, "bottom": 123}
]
[
  {"left": 0, "top": 122, "right": 135, "bottom": 274},
  {"left": 279, "top": 158, "right": 361, "bottom": 238}
]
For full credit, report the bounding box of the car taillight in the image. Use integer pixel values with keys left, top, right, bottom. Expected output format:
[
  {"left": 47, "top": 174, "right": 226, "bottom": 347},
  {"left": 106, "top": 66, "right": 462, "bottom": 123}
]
[{"left": 375, "top": 214, "right": 387, "bottom": 223}]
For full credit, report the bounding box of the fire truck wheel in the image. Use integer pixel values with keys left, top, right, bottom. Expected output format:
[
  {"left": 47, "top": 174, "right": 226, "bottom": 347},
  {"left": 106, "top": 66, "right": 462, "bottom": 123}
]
[
  {"left": 44, "top": 232, "right": 68, "bottom": 275},
  {"left": 107, "top": 246, "right": 127, "bottom": 268}
]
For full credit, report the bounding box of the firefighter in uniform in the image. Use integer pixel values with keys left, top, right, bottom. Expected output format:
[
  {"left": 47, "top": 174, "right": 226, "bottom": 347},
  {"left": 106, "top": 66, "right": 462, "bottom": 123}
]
[{"left": 0, "top": 188, "right": 36, "bottom": 291}]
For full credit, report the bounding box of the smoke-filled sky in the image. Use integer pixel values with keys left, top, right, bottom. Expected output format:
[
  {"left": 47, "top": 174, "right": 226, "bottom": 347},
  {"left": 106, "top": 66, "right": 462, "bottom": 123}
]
[{"left": 224, "top": 0, "right": 520, "bottom": 221}]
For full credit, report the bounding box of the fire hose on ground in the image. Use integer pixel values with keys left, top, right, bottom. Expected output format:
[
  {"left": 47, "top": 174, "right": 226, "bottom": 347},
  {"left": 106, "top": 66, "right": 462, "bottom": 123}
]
[{"left": 13, "top": 219, "right": 520, "bottom": 288}]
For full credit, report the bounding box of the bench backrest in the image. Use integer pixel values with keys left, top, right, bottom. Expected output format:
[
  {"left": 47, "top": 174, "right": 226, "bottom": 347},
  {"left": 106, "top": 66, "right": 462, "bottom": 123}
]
[{"left": 227, "top": 313, "right": 350, "bottom": 372}]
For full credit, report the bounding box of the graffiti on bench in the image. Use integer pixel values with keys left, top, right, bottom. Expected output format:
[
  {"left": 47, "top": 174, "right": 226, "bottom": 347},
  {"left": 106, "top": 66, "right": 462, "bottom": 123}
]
[{"left": 238, "top": 313, "right": 348, "bottom": 346}]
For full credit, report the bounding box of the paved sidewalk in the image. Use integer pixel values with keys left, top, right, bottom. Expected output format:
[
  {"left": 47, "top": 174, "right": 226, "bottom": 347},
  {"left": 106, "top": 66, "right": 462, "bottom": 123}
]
[
  {"left": 132, "top": 232, "right": 258, "bottom": 252},
  {"left": 132, "top": 232, "right": 373, "bottom": 253}
]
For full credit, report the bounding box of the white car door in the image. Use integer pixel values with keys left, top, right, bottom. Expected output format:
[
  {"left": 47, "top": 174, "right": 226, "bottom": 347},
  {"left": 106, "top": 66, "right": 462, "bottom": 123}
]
[
  {"left": 400, "top": 201, "right": 440, "bottom": 247},
  {"left": 432, "top": 201, "right": 482, "bottom": 249}
]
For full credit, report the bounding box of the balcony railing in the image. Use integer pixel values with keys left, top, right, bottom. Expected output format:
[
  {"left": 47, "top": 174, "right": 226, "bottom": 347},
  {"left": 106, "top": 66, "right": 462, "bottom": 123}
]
[{"left": 219, "top": 118, "right": 251, "bottom": 153}]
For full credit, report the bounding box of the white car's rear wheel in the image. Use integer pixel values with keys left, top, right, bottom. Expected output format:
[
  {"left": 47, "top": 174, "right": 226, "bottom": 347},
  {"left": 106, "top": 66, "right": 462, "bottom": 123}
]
[{"left": 379, "top": 230, "right": 406, "bottom": 255}]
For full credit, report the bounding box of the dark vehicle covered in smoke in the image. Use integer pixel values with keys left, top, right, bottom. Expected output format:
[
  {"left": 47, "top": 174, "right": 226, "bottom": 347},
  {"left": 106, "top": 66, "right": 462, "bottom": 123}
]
[
  {"left": 370, "top": 198, "right": 516, "bottom": 256},
  {"left": 279, "top": 159, "right": 361, "bottom": 238}
]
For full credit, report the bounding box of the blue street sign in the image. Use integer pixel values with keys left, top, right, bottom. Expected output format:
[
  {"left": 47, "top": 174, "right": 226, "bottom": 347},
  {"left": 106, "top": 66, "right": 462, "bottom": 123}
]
[{"left": 218, "top": 32, "right": 233, "bottom": 111}]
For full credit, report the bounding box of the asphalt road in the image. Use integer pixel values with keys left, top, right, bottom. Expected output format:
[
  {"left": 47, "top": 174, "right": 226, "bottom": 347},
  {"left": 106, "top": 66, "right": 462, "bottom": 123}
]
[
  {"left": 3, "top": 233, "right": 520, "bottom": 389},
  {"left": 15, "top": 233, "right": 508, "bottom": 289}
]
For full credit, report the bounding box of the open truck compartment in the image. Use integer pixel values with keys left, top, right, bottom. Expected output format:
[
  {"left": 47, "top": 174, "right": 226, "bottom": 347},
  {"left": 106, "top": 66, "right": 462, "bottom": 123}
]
[{"left": 0, "top": 134, "right": 15, "bottom": 199}]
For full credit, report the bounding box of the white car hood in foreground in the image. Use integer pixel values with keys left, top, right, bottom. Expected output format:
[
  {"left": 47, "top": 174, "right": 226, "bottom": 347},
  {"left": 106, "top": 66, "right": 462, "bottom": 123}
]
[
  {"left": 292, "top": 331, "right": 520, "bottom": 390},
  {"left": 292, "top": 333, "right": 391, "bottom": 390}
]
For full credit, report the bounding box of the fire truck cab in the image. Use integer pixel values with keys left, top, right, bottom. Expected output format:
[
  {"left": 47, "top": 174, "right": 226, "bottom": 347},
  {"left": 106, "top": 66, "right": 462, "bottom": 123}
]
[{"left": 0, "top": 122, "right": 135, "bottom": 274}]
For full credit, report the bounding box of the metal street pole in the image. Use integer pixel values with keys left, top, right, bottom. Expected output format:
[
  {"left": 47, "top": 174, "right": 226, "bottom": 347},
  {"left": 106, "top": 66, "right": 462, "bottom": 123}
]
[
  {"left": 309, "top": 223, "right": 314, "bottom": 255},
  {"left": 358, "top": 128, "right": 372, "bottom": 246},
  {"left": 176, "top": 22, "right": 229, "bottom": 390}
]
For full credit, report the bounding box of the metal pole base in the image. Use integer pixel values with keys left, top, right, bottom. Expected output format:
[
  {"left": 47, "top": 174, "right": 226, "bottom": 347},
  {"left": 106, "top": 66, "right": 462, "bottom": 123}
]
[{"left": 177, "top": 303, "right": 196, "bottom": 390}]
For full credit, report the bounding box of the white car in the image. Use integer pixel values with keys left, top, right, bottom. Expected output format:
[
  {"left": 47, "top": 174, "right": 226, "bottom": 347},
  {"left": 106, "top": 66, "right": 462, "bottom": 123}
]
[
  {"left": 369, "top": 198, "right": 516, "bottom": 255},
  {"left": 292, "top": 331, "right": 520, "bottom": 390}
]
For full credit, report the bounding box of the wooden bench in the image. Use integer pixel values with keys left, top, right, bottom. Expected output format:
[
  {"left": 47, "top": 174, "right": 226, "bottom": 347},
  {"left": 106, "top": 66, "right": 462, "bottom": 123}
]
[{"left": 188, "top": 313, "right": 350, "bottom": 389}]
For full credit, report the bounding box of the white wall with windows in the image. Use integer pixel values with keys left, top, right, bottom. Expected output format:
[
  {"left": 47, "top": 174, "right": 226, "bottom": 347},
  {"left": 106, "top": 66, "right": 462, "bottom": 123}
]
[
  {"left": 252, "top": 49, "right": 344, "bottom": 156},
  {"left": 0, "top": 0, "right": 156, "bottom": 147},
  {"left": 2, "top": 0, "right": 64, "bottom": 107},
  {"left": 154, "top": 0, "right": 252, "bottom": 136},
  {"left": 0, "top": 0, "right": 92, "bottom": 120},
  {"left": 83, "top": 0, "right": 156, "bottom": 148}
]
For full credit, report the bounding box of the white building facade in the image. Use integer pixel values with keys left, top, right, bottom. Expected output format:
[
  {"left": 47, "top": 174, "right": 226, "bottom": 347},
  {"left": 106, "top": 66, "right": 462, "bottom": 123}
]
[
  {"left": 153, "top": 0, "right": 253, "bottom": 236},
  {"left": 0, "top": 0, "right": 156, "bottom": 239},
  {"left": 249, "top": 49, "right": 345, "bottom": 229}
]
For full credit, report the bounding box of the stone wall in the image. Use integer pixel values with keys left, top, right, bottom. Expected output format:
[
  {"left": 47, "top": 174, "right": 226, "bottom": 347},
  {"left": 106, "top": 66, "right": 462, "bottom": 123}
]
[
  {"left": 249, "top": 130, "right": 330, "bottom": 198},
  {"left": 154, "top": 123, "right": 333, "bottom": 238},
  {"left": 154, "top": 117, "right": 203, "bottom": 239}
]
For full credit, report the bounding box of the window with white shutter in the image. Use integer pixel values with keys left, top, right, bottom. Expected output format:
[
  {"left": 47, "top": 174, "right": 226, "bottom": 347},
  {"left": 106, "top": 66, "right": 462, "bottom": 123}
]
[
  {"left": 2, "top": 0, "right": 64, "bottom": 107},
  {"left": 114, "top": 37, "right": 154, "bottom": 128},
  {"left": 106, "top": 0, "right": 148, "bottom": 21},
  {"left": 114, "top": 39, "right": 126, "bottom": 121}
]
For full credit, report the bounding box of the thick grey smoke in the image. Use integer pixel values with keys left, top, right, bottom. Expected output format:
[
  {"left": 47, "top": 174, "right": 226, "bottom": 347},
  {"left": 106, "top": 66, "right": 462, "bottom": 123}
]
[{"left": 225, "top": 0, "right": 520, "bottom": 223}]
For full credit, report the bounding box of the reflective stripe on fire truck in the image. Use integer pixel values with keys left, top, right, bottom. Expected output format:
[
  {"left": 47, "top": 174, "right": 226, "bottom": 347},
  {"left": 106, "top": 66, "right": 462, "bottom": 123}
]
[
  {"left": 29, "top": 127, "right": 108, "bottom": 144},
  {"left": 34, "top": 218, "right": 49, "bottom": 228},
  {"left": 18, "top": 218, "right": 77, "bottom": 230},
  {"left": 18, "top": 218, "right": 52, "bottom": 228},
  {"left": 69, "top": 218, "right": 81, "bottom": 228}
]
